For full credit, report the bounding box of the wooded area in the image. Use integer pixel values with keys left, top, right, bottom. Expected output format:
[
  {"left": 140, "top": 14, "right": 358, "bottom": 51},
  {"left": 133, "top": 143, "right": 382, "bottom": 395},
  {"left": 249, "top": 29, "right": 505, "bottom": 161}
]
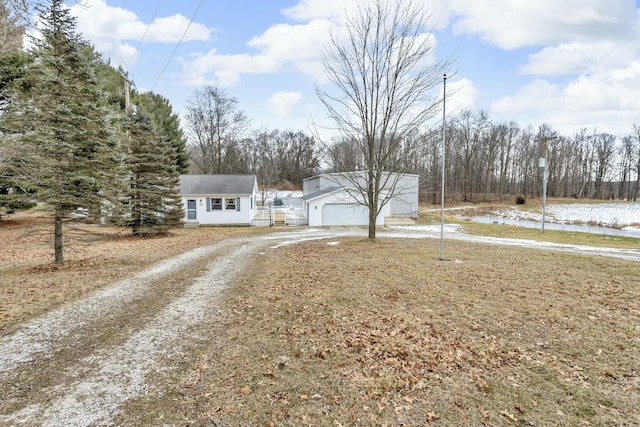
[{"left": 383, "top": 115, "right": 640, "bottom": 203}]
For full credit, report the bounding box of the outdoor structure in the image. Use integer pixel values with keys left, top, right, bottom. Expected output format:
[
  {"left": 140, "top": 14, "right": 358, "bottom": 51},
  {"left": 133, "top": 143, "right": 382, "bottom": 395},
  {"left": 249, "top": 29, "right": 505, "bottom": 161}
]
[
  {"left": 302, "top": 172, "right": 419, "bottom": 227},
  {"left": 178, "top": 175, "right": 258, "bottom": 226}
]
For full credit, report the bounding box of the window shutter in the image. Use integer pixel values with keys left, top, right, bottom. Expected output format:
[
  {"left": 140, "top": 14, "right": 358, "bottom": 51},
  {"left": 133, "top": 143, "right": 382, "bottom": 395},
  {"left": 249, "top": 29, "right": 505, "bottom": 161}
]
[
  {"left": 206, "top": 198, "right": 211, "bottom": 212},
  {"left": 236, "top": 197, "right": 241, "bottom": 211}
]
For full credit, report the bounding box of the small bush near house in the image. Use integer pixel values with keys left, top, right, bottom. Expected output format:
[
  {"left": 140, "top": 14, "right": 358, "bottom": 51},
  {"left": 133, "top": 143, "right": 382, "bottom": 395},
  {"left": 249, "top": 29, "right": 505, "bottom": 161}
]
[{"left": 516, "top": 195, "right": 526, "bottom": 204}]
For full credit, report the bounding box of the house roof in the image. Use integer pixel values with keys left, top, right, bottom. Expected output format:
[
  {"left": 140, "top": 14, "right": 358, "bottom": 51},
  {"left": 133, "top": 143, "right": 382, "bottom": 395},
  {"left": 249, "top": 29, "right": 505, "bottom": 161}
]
[
  {"left": 301, "top": 186, "right": 342, "bottom": 201},
  {"left": 179, "top": 175, "right": 256, "bottom": 196},
  {"left": 303, "top": 171, "right": 420, "bottom": 182}
]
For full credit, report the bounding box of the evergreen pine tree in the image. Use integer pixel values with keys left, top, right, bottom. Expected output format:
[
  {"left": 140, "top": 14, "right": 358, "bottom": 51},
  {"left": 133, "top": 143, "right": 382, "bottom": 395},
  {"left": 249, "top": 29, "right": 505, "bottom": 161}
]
[
  {"left": 1, "top": 0, "right": 117, "bottom": 263},
  {"left": 135, "top": 92, "right": 189, "bottom": 174},
  {"left": 123, "top": 110, "right": 183, "bottom": 235}
]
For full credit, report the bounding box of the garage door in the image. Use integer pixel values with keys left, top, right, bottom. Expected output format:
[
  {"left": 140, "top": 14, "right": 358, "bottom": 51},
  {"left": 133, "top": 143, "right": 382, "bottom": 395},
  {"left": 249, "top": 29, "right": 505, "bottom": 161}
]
[{"left": 322, "top": 203, "right": 369, "bottom": 226}]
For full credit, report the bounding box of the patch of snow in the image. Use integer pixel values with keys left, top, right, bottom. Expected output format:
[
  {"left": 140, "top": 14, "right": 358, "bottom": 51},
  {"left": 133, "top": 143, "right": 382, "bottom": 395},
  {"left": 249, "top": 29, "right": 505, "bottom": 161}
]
[
  {"left": 460, "top": 202, "right": 640, "bottom": 236},
  {"left": 547, "top": 203, "right": 640, "bottom": 227}
]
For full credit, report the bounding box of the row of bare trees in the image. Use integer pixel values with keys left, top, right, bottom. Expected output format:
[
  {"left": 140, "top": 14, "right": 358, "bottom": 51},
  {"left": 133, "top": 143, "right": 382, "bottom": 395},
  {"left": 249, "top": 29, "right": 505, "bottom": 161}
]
[
  {"left": 184, "top": 86, "right": 321, "bottom": 188},
  {"left": 185, "top": 84, "right": 640, "bottom": 204},
  {"left": 326, "top": 110, "right": 640, "bottom": 203},
  {"left": 327, "top": 110, "right": 640, "bottom": 203}
]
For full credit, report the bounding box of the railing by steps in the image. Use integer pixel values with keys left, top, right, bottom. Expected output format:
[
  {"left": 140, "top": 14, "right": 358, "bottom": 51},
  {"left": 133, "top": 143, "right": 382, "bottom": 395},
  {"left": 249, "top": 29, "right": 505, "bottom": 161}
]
[{"left": 252, "top": 206, "right": 307, "bottom": 226}]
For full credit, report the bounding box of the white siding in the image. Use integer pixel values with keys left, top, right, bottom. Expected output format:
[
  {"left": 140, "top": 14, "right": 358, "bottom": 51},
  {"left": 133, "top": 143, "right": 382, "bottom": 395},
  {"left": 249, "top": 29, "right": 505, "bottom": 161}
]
[
  {"left": 181, "top": 195, "right": 254, "bottom": 226},
  {"left": 303, "top": 172, "right": 419, "bottom": 219},
  {"left": 323, "top": 203, "right": 369, "bottom": 225},
  {"left": 306, "top": 190, "right": 389, "bottom": 226}
]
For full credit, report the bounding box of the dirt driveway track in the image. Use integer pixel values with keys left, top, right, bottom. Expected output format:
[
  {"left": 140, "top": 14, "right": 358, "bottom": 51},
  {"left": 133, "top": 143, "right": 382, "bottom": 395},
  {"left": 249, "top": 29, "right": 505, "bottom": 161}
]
[{"left": 1, "top": 226, "right": 638, "bottom": 426}]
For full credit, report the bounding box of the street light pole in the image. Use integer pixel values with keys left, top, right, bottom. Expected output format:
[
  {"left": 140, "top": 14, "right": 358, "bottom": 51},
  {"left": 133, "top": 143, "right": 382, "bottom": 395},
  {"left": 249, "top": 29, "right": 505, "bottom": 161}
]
[
  {"left": 536, "top": 136, "right": 557, "bottom": 233},
  {"left": 439, "top": 73, "right": 447, "bottom": 260}
]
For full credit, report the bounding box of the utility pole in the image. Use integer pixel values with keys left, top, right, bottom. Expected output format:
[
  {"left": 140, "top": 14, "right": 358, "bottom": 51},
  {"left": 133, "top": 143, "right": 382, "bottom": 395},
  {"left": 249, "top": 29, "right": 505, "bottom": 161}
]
[
  {"left": 536, "top": 136, "right": 557, "bottom": 233},
  {"left": 120, "top": 72, "right": 134, "bottom": 114},
  {"left": 120, "top": 72, "right": 134, "bottom": 155},
  {"left": 439, "top": 73, "right": 447, "bottom": 260}
]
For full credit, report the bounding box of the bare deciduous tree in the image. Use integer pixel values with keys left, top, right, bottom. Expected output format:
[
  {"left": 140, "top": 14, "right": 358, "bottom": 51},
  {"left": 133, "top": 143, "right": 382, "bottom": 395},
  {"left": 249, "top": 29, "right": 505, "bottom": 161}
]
[
  {"left": 0, "top": 0, "right": 25, "bottom": 56},
  {"left": 185, "top": 86, "right": 250, "bottom": 174},
  {"left": 316, "top": 0, "right": 451, "bottom": 239}
]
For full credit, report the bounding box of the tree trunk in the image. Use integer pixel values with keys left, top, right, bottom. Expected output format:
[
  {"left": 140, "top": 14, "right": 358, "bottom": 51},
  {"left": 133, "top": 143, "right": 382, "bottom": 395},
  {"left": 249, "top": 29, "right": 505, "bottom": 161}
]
[
  {"left": 368, "top": 181, "right": 376, "bottom": 239},
  {"left": 54, "top": 207, "right": 63, "bottom": 264}
]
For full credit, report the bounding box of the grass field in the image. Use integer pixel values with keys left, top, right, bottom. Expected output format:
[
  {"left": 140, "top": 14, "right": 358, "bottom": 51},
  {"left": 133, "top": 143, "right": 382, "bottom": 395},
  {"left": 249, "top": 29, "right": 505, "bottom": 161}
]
[
  {"left": 117, "top": 237, "right": 640, "bottom": 426},
  {"left": 1, "top": 208, "right": 639, "bottom": 426}
]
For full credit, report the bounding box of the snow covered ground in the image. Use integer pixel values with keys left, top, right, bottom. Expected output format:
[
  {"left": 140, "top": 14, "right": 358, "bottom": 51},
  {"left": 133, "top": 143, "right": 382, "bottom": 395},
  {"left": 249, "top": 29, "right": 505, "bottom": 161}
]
[
  {"left": 458, "top": 202, "right": 640, "bottom": 237},
  {"left": 547, "top": 203, "right": 639, "bottom": 228}
]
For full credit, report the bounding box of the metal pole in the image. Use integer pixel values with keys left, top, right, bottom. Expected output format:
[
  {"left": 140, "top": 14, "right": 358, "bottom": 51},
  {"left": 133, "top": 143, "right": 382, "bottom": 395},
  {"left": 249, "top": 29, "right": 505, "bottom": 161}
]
[
  {"left": 535, "top": 136, "right": 556, "bottom": 233},
  {"left": 440, "top": 74, "right": 447, "bottom": 260},
  {"left": 542, "top": 144, "right": 546, "bottom": 233}
]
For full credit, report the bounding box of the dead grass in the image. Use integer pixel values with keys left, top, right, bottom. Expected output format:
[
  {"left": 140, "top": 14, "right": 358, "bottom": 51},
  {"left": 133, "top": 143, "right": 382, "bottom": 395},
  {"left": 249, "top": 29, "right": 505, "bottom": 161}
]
[
  {"left": 118, "top": 238, "right": 640, "bottom": 426},
  {"left": 0, "top": 211, "right": 261, "bottom": 333},
  {"left": 2, "top": 209, "right": 639, "bottom": 426}
]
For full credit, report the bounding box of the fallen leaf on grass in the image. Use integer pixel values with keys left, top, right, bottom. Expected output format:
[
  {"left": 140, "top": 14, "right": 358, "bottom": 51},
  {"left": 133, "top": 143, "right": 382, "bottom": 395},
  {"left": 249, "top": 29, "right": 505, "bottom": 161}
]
[
  {"left": 499, "top": 409, "right": 518, "bottom": 423},
  {"left": 426, "top": 410, "right": 439, "bottom": 421}
]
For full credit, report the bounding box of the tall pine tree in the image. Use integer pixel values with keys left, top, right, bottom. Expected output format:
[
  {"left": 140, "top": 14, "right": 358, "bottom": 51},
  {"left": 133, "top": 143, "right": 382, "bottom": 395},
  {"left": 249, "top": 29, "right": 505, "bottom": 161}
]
[
  {"left": 1, "top": 0, "right": 117, "bottom": 263},
  {"left": 123, "top": 110, "right": 183, "bottom": 235},
  {"left": 134, "top": 92, "right": 189, "bottom": 174}
]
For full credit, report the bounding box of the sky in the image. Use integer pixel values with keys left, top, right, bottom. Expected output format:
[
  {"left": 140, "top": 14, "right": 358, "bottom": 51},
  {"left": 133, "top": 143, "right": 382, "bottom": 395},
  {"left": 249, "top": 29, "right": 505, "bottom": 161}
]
[{"left": 62, "top": 0, "right": 640, "bottom": 139}]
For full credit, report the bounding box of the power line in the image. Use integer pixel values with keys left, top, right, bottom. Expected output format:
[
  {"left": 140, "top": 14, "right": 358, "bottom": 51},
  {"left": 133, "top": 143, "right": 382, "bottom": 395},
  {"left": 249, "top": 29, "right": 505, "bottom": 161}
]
[
  {"left": 125, "top": 0, "right": 162, "bottom": 69},
  {"left": 150, "top": 0, "right": 204, "bottom": 92}
]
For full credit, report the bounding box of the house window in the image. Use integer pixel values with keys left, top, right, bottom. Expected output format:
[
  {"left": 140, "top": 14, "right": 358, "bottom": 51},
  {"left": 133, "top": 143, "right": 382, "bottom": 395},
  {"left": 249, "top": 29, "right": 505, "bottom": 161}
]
[
  {"left": 187, "top": 199, "right": 197, "bottom": 220},
  {"left": 225, "top": 198, "right": 235, "bottom": 211},
  {"left": 211, "top": 198, "right": 222, "bottom": 210}
]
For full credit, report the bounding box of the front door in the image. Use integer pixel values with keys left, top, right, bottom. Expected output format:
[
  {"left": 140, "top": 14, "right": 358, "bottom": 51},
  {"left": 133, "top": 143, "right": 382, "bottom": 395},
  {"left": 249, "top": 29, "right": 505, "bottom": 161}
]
[{"left": 187, "top": 199, "right": 197, "bottom": 220}]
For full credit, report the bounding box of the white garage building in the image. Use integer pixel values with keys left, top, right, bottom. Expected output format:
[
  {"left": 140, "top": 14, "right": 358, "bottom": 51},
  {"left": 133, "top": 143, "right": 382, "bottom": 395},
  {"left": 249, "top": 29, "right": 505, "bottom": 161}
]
[{"left": 302, "top": 172, "right": 418, "bottom": 227}]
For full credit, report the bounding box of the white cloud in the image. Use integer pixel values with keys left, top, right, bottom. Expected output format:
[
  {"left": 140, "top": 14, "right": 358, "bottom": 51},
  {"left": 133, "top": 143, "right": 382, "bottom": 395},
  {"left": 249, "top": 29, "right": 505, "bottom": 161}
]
[
  {"left": 179, "top": 17, "right": 334, "bottom": 87},
  {"left": 447, "top": 0, "right": 635, "bottom": 50},
  {"left": 491, "top": 64, "right": 640, "bottom": 135},
  {"left": 282, "top": 0, "right": 451, "bottom": 30},
  {"left": 266, "top": 91, "right": 303, "bottom": 117},
  {"left": 69, "top": 0, "right": 211, "bottom": 67},
  {"left": 179, "top": 0, "right": 451, "bottom": 88},
  {"left": 181, "top": 49, "right": 281, "bottom": 87},
  {"left": 443, "top": 1, "right": 640, "bottom": 135},
  {"left": 521, "top": 41, "right": 637, "bottom": 76},
  {"left": 282, "top": 0, "right": 353, "bottom": 22},
  {"left": 247, "top": 19, "right": 334, "bottom": 80},
  {"left": 445, "top": 78, "right": 480, "bottom": 115},
  {"left": 491, "top": 80, "right": 563, "bottom": 114}
]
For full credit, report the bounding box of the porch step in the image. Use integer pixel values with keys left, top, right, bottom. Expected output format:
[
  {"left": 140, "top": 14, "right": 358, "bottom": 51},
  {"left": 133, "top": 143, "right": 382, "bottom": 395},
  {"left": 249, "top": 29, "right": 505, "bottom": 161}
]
[{"left": 273, "top": 212, "right": 286, "bottom": 226}]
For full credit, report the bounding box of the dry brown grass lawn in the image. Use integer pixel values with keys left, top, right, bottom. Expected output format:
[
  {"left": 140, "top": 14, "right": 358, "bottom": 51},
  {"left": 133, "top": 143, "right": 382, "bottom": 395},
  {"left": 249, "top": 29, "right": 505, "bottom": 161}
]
[
  {"left": 119, "top": 237, "right": 639, "bottom": 426},
  {"left": 0, "top": 212, "right": 260, "bottom": 333},
  {"left": 1, "top": 211, "right": 639, "bottom": 426}
]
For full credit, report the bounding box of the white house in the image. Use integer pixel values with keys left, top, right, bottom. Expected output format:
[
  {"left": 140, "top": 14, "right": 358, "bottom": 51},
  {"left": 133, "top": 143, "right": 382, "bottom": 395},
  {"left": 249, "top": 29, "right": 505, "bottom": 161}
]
[
  {"left": 179, "top": 175, "right": 258, "bottom": 226},
  {"left": 302, "top": 172, "right": 419, "bottom": 227}
]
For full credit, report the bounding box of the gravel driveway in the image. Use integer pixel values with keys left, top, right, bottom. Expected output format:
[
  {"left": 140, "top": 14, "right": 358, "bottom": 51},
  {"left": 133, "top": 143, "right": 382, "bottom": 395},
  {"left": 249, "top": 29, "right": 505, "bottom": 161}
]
[{"left": 1, "top": 226, "right": 638, "bottom": 426}]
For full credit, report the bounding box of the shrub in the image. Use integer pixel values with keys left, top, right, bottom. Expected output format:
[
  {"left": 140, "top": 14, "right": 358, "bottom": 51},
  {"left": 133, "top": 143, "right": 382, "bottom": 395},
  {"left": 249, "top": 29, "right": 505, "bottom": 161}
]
[
  {"left": 5, "top": 198, "right": 37, "bottom": 211},
  {"left": 515, "top": 195, "right": 526, "bottom": 205}
]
